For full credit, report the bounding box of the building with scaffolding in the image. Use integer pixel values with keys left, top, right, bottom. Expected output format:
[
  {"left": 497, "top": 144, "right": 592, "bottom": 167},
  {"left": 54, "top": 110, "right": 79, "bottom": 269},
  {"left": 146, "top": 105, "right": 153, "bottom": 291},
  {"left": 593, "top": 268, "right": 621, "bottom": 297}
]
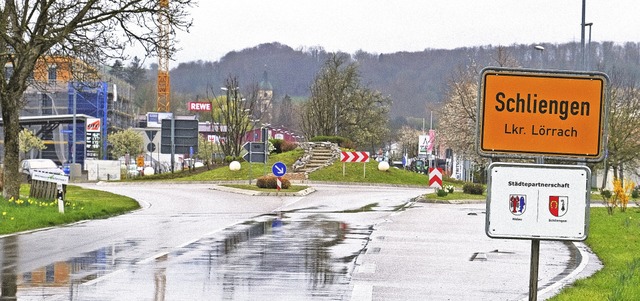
[{"left": 3, "top": 57, "right": 137, "bottom": 168}]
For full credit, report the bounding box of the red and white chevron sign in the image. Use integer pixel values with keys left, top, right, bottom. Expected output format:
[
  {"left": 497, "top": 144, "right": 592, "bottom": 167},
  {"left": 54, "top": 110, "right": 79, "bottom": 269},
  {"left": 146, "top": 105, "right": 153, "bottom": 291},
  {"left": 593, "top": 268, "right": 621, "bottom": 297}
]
[
  {"left": 340, "top": 151, "right": 370, "bottom": 163},
  {"left": 429, "top": 167, "right": 443, "bottom": 188}
]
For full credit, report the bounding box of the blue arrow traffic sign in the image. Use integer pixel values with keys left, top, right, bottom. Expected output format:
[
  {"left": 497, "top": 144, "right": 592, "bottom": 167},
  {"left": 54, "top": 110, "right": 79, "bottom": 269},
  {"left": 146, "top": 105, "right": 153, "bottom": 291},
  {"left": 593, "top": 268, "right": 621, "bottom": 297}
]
[{"left": 272, "top": 161, "right": 287, "bottom": 177}]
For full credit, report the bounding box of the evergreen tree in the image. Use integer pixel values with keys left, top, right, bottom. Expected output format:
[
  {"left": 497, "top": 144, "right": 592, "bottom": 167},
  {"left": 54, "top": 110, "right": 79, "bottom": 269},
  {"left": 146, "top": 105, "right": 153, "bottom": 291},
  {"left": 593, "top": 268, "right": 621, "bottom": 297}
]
[
  {"left": 109, "top": 60, "right": 126, "bottom": 79},
  {"left": 126, "top": 56, "right": 147, "bottom": 87}
]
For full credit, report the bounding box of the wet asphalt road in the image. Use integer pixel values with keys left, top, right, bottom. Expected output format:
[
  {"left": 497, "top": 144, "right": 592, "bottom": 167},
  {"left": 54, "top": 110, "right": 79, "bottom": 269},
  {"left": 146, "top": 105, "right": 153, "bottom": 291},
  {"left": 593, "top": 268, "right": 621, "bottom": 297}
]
[{"left": 0, "top": 183, "right": 598, "bottom": 300}]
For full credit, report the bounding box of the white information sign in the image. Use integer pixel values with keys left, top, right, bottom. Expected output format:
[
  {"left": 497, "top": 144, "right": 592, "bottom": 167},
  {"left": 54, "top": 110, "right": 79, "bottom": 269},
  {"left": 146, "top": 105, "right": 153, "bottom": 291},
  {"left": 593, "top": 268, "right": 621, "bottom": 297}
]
[
  {"left": 485, "top": 162, "right": 590, "bottom": 241},
  {"left": 85, "top": 160, "right": 121, "bottom": 181},
  {"left": 32, "top": 170, "right": 69, "bottom": 185}
]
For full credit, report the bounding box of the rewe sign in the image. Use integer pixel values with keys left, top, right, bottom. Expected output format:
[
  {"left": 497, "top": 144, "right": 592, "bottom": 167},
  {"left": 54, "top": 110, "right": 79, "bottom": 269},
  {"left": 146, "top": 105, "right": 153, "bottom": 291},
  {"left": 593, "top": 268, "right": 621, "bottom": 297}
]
[{"left": 187, "top": 102, "right": 212, "bottom": 111}]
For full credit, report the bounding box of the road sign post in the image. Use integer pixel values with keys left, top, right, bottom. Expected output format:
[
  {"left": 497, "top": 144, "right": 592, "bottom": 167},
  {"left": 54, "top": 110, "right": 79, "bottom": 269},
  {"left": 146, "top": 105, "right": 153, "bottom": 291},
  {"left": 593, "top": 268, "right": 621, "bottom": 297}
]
[
  {"left": 487, "top": 162, "right": 590, "bottom": 301},
  {"left": 243, "top": 142, "right": 270, "bottom": 185},
  {"left": 272, "top": 162, "right": 287, "bottom": 177},
  {"left": 428, "top": 168, "right": 443, "bottom": 189},
  {"left": 271, "top": 162, "right": 287, "bottom": 191},
  {"left": 340, "top": 151, "right": 370, "bottom": 177},
  {"left": 486, "top": 163, "right": 590, "bottom": 241},
  {"left": 478, "top": 68, "right": 608, "bottom": 301},
  {"left": 242, "top": 142, "right": 267, "bottom": 163}
]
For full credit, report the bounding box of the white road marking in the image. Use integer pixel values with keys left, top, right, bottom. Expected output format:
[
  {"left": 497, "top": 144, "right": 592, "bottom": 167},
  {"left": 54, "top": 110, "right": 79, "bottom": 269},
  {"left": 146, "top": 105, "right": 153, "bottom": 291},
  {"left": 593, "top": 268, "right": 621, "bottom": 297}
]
[{"left": 350, "top": 284, "right": 373, "bottom": 301}]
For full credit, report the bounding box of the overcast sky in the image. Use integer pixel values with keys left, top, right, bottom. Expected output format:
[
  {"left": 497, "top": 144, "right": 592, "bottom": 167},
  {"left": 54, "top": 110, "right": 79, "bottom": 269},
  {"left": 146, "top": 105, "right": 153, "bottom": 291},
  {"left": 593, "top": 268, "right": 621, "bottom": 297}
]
[{"left": 160, "top": 0, "right": 639, "bottom": 64}]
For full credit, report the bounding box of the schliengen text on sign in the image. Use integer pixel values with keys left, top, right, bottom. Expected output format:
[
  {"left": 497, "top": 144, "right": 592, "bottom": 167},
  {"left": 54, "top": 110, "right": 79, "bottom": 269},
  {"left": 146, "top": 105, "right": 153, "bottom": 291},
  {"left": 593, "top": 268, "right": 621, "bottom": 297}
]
[{"left": 477, "top": 68, "right": 608, "bottom": 160}]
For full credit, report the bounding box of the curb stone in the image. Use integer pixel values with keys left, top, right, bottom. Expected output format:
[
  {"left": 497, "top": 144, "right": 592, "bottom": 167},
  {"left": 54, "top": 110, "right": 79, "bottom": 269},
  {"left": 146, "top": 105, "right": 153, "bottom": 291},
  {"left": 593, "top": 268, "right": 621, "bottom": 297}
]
[{"left": 209, "top": 185, "right": 316, "bottom": 196}]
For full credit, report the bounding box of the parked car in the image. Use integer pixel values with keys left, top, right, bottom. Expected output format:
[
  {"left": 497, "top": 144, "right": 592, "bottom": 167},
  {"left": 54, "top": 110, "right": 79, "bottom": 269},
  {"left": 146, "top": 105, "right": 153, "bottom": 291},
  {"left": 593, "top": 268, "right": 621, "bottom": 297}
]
[{"left": 20, "top": 159, "right": 66, "bottom": 183}]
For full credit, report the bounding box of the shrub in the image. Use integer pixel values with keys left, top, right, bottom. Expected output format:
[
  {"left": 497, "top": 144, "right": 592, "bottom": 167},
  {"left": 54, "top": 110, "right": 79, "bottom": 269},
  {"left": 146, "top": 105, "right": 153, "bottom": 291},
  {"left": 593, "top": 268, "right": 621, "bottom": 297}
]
[
  {"left": 268, "top": 139, "right": 297, "bottom": 153},
  {"left": 256, "top": 175, "right": 291, "bottom": 189},
  {"left": 462, "top": 183, "right": 485, "bottom": 195},
  {"left": 280, "top": 140, "right": 298, "bottom": 152},
  {"left": 436, "top": 189, "right": 448, "bottom": 197},
  {"left": 310, "top": 136, "right": 354, "bottom": 148},
  {"left": 340, "top": 139, "right": 357, "bottom": 150},
  {"left": 269, "top": 139, "right": 284, "bottom": 153}
]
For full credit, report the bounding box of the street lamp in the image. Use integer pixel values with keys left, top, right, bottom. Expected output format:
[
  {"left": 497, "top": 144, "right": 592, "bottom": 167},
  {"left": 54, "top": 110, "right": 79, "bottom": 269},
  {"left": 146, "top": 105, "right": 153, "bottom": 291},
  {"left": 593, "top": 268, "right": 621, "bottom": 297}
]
[
  {"left": 249, "top": 119, "right": 260, "bottom": 141},
  {"left": 585, "top": 22, "right": 593, "bottom": 70},
  {"left": 580, "top": 0, "right": 587, "bottom": 70},
  {"left": 72, "top": 86, "right": 77, "bottom": 164},
  {"left": 534, "top": 45, "right": 545, "bottom": 69}
]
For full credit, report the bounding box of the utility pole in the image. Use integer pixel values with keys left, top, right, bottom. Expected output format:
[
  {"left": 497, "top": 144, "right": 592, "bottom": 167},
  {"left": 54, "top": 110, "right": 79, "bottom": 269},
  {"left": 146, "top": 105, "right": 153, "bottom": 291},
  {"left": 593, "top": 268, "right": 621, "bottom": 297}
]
[{"left": 580, "top": 0, "right": 586, "bottom": 70}]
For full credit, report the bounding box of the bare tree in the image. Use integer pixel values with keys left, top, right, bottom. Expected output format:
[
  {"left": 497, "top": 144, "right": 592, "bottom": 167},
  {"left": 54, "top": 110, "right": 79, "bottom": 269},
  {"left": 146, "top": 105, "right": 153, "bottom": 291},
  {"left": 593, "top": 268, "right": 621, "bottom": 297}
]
[
  {"left": 301, "top": 53, "right": 359, "bottom": 138},
  {"left": 396, "top": 126, "right": 420, "bottom": 158},
  {"left": 210, "top": 76, "right": 257, "bottom": 159},
  {"left": 437, "top": 62, "right": 480, "bottom": 158},
  {"left": 0, "top": 1, "right": 194, "bottom": 199},
  {"left": 491, "top": 45, "right": 521, "bottom": 68},
  {"left": 301, "top": 53, "right": 391, "bottom": 148},
  {"left": 600, "top": 68, "right": 640, "bottom": 188},
  {"left": 344, "top": 88, "right": 391, "bottom": 149},
  {"left": 437, "top": 48, "right": 520, "bottom": 164},
  {"left": 274, "top": 94, "right": 294, "bottom": 129}
]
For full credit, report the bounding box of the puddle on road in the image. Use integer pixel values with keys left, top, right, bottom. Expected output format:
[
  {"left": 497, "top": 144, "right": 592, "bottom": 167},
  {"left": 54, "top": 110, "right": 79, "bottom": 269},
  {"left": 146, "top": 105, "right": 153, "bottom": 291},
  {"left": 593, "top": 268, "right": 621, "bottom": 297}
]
[{"left": 0, "top": 214, "right": 372, "bottom": 300}]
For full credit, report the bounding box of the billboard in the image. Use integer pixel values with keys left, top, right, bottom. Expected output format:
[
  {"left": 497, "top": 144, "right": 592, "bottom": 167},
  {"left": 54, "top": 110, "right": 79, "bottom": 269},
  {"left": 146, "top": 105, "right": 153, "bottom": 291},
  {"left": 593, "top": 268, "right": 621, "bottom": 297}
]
[{"left": 146, "top": 112, "right": 173, "bottom": 128}]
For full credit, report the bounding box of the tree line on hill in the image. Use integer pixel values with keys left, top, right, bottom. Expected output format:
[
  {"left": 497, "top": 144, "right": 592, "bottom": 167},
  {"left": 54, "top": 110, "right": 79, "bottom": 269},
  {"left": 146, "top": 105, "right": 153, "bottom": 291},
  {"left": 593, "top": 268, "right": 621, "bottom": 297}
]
[
  {"left": 124, "top": 41, "right": 640, "bottom": 124},
  {"left": 114, "top": 40, "right": 640, "bottom": 187}
]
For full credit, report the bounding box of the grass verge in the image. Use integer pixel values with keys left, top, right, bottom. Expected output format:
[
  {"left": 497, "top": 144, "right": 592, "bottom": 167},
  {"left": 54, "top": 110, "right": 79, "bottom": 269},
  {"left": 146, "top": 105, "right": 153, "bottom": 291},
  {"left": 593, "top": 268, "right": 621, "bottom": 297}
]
[
  {"left": 550, "top": 207, "right": 640, "bottom": 300},
  {"left": 309, "top": 159, "right": 453, "bottom": 186},
  {"left": 0, "top": 185, "right": 139, "bottom": 235},
  {"left": 156, "top": 149, "right": 304, "bottom": 181},
  {"left": 422, "top": 191, "right": 486, "bottom": 201}
]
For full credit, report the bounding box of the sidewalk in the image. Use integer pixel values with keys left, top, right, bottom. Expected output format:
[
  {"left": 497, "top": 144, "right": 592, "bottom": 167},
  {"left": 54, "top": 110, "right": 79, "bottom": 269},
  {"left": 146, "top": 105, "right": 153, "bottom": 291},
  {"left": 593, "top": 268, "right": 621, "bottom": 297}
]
[{"left": 348, "top": 201, "right": 602, "bottom": 301}]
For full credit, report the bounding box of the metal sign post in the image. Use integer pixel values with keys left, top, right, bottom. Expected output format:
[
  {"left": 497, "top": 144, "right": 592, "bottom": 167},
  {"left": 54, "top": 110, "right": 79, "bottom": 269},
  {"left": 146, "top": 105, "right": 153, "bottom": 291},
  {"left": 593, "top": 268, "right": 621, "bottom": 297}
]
[
  {"left": 272, "top": 162, "right": 287, "bottom": 191},
  {"left": 529, "top": 239, "right": 540, "bottom": 300},
  {"left": 486, "top": 163, "right": 591, "bottom": 300},
  {"left": 340, "top": 151, "right": 370, "bottom": 178},
  {"left": 243, "top": 142, "right": 271, "bottom": 185},
  {"left": 478, "top": 68, "right": 607, "bottom": 300},
  {"left": 57, "top": 183, "right": 65, "bottom": 214}
]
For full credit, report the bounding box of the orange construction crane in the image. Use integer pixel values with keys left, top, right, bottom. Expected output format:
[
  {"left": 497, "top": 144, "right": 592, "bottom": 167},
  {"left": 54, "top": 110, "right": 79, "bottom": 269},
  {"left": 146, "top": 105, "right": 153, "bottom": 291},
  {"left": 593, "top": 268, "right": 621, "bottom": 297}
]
[{"left": 157, "top": 0, "right": 171, "bottom": 112}]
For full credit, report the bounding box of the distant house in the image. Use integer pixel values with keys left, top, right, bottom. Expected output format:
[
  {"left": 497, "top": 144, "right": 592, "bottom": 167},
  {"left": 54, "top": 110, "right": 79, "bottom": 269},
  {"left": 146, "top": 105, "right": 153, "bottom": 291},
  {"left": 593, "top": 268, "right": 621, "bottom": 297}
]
[
  {"left": 199, "top": 122, "right": 227, "bottom": 144},
  {"left": 244, "top": 126, "right": 300, "bottom": 143}
]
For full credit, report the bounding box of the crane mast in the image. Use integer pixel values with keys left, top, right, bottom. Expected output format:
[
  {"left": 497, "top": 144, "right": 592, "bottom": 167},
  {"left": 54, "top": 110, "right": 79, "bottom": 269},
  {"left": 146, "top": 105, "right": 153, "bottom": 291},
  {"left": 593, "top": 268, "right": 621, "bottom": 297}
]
[{"left": 157, "top": 0, "right": 171, "bottom": 112}]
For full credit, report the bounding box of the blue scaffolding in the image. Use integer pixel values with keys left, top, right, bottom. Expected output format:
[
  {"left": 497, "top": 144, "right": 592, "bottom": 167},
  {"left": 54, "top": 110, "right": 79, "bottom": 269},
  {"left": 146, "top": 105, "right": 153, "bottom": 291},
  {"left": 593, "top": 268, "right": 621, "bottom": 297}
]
[{"left": 65, "top": 81, "right": 108, "bottom": 165}]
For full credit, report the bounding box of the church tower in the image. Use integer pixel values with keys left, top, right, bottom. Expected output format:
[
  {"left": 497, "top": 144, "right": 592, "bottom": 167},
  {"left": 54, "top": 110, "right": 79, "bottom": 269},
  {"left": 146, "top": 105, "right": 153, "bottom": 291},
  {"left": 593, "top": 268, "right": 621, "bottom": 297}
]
[{"left": 257, "top": 70, "right": 273, "bottom": 121}]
